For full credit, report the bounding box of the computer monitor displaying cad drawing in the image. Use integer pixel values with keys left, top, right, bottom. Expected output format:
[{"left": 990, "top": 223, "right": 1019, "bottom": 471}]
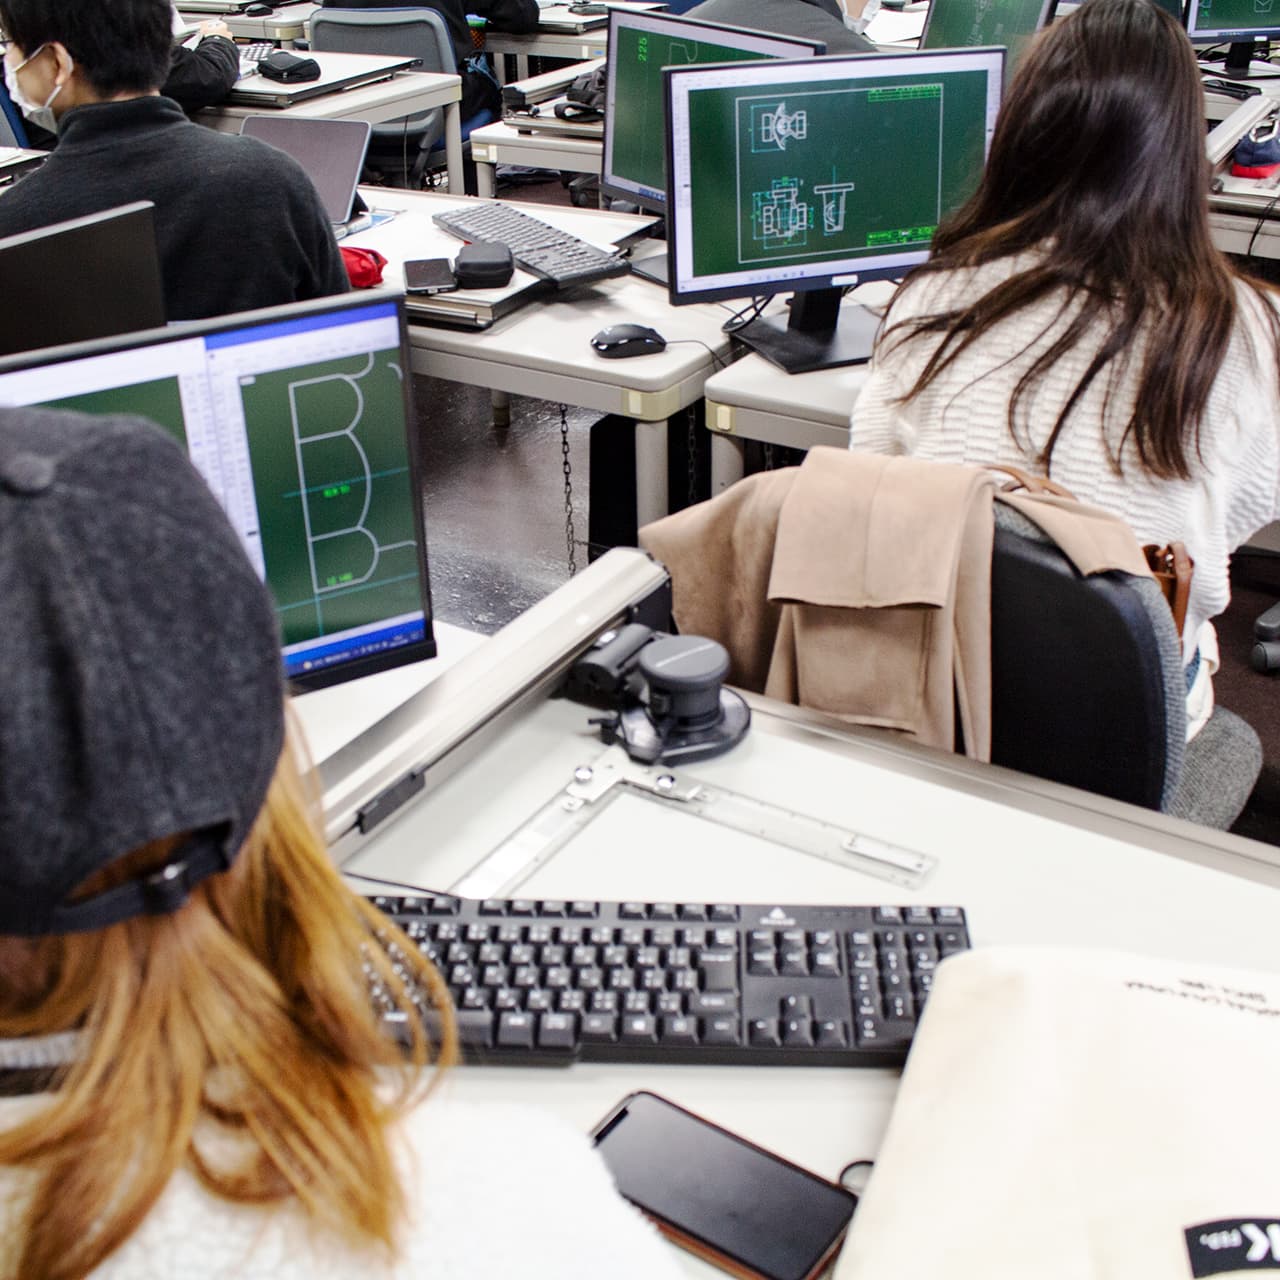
[
  {"left": 920, "top": 0, "right": 1052, "bottom": 86},
  {"left": 664, "top": 48, "right": 1004, "bottom": 373},
  {"left": 0, "top": 295, "right": 436, "bottom": 689},
  {"left": 1186, "top": 0, "right": 1280, "bottom": 76},
  {"left": 602, "top": 9, "right": 822, "bottom": 217}
]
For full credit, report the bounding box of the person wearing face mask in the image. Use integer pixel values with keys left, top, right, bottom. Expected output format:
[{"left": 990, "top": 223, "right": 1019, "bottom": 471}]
[
  {"left": 0, "top": 0, "right": 349, "bottom": 323},
  {"left": 680, "top": 0, "right": 878, "bottom": 53}
]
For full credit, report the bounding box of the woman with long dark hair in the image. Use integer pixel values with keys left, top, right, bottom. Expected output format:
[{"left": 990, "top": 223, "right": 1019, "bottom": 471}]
[{"left": 849, "top": 0, "right": 1280, "bottom": 733}]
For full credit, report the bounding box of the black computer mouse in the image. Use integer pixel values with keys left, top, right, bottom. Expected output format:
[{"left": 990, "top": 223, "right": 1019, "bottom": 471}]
[
  {"left": 590, "top": 324, "right": 667, "bottom": 358},
  {"left": 244, "top": 3, "right": 274, "bottom": 15}
]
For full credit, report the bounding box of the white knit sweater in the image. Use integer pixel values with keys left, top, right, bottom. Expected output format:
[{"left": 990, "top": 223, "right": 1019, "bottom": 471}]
[
  {"left": 0, "top": 1091, "right": 684, "bottom": 1279},
  {"left": 849, "top": 257, "right": 1280, "bottom": 653}
]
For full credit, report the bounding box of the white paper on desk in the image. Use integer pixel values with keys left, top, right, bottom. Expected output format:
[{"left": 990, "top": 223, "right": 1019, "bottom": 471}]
[{"left": 866, "top": 8, "right": 927, "bottom": 45}]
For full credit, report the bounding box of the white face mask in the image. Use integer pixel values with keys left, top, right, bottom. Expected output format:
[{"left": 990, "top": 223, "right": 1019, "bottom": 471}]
[
  {"left": 4, "top": 44, "right": 65, "bottom": 135},
  {"left": 842, "top": 0, "right": 881, "bottom": 33}
]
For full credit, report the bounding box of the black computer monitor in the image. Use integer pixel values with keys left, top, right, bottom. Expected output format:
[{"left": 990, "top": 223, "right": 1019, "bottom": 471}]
[
  {"left": 601, "top": 8, "right": 823, "bottom": 224},
  {"left": 664, "top": 48, "right": 1005, "bottom": 373},
  {"left": 0, "top": 202, "right": 165, "bottom": 357},
  {"left": 1186, "top": 0, "right": 1280, "bottom": 76},
  {"left": 0, "top": 294, "right": 436, "bottom": 690},
  {"left": 920, "top": 0, "right": 1052, "bottom": 86}
]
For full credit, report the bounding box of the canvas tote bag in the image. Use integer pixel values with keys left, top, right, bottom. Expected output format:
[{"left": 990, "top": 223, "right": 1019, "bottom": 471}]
[{"left": 834, "top": 946, "right": 1280, "bottom": 1280}]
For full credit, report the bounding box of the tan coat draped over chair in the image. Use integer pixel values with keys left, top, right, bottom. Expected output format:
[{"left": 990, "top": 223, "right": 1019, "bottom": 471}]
[{"left": 639, "top": 448, "right": 1152, "bottom": 760}]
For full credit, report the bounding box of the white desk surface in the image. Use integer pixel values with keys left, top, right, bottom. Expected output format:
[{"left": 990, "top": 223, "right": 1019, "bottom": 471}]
[
  {"left": 347, "top": 188, "right": 723, "bottom": 522},
  {"left": 178, "top": 2, "right": 315, "bottom": 41},
  {"left": 199, "top": 57, "right": 461, "bottom": 130},
  {"left": 701, "top": 284, "right": 896, "bottom": 487},
  {"left": 293, "top": 621, "right": 485, "bottom": 765},
  {"left": 338, "top": 671, "right": 1280, "bottom": 1278},
  {"left": 200, "top": 59, "right": 464, "bottom": 190},
  {"left": 484, "top": 1, "right": 663, "bottom": 65},
  {"left": 469, "top": 119, "right": 602, "bottom": 198}
]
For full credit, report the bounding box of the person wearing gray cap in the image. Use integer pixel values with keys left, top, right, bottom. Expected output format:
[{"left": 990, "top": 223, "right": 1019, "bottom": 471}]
[{"left": 0, "top": 407, "right": 682, "bottom": 1280}]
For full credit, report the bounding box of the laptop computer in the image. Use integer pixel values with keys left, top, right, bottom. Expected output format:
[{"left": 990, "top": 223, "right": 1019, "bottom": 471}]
[
  {"left": 240, "top": 116, "right": 371, "bottom": 229},
  {"left": 227, "top": 51, "right": 416, "bottom": 108}
]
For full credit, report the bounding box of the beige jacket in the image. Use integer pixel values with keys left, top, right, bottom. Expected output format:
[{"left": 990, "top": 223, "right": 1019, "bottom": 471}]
[{"left": 639, "top": 448, "right": 1151, "bottom": 760}]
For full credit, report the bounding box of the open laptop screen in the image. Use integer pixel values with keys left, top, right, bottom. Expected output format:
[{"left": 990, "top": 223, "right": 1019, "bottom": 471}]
[
  {"left": 240, "top": 116, "right": 371, "bottom": 225},
  {"left": 0, "top": 294, "right": 436, "bottom": 690}
]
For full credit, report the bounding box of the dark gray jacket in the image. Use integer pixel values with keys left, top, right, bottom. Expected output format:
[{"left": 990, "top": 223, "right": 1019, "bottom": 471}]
[
  {"left": 682, "top": 0, "right": 876, "bottom": 53},
  {"left": 0, "top": 96, "right": 349, "bottom": 322}
]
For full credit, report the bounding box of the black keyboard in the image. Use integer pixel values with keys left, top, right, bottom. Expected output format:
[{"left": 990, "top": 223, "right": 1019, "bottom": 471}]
[
  {"left": 367, "top": 893, "right": 971, "bottom": 1067},
  {"left": 432, "top": 202, "right": 630, "bottom": 289}
]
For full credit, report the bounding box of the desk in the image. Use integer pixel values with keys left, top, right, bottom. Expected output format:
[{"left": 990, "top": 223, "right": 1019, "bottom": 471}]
[
  {"left": 199, "top": 60, "right": 465, "bottom": 192},
  {"left": 486, "top": 25, "right": 609, "bottom": 83},
  {"left": 704, "top": 356, "right": 861, "bottom": 492},
  {"left": 316, "top": 549, "right": 1280, "bottom": 1279},
  {"left": 469, "top": 119, "right": 602, "bottom": 198},
  {"left": 701, "top": 285, "right": 897, "bottom": 490},
  {"left": 347, "top": 189, "right": 733, "bottom": 526},
  {"left": 178, "top": 2, "right": 315, "bottom": 41}
]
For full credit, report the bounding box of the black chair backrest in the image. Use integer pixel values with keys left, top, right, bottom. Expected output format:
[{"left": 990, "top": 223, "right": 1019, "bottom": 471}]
[{"left": 989, "top": 519, "right": 1180, "bottom": 810}]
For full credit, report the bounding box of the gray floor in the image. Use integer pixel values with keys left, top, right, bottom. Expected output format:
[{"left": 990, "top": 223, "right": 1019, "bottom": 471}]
[{"left": 414, "top": 374, "right": 598, "bottom": 634}]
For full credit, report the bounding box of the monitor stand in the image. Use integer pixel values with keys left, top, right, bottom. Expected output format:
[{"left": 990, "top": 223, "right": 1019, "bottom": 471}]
[
  {"left": 734, "top": 287, "right": 878, "bottom": 375},
  {"left": 1216, "top": 40, "right": 1280, "bottom": 78}
]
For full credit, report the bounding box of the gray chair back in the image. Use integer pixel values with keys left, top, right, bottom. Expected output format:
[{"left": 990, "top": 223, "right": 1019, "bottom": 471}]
[{"left": 310, "top": 7, "right": 452, "bottom": 175}]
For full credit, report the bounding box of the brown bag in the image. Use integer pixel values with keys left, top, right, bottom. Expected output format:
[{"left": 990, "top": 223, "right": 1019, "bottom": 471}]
[
  {"left": 984, "top": 462, "right": 1077, "bottom": 499},
  {"left": 1141, "top": 542, "right": 1194, "bottom": 636},
  {"left": 986, "top": 465, "right": 1195, "bottom": 635}
]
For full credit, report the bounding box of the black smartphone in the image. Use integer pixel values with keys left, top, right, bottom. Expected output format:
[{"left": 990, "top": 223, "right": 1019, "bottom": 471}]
[
  {"left": 592, "top": 1091, "right": 856, "bottom": 1280},
  {"left": 403, "top": 257, "right": 457, "bottom": 294}
]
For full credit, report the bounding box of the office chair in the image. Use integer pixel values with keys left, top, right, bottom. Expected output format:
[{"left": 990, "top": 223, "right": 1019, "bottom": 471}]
[
  {"left": 310, "top": 7, "right": 494, "bottom": 189},
  {"left": 989, "top": 503, "right": 1262, "bottom": 829}
]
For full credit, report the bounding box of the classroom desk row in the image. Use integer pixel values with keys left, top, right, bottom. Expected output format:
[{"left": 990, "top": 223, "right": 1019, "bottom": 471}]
[{"left": 301, "top": 547, "right": 1280, "bottom": 1280}]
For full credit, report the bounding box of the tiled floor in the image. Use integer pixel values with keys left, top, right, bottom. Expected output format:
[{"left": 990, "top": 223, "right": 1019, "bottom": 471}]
[{"left": 414, "top": 374, "right": 595, "bottom": 633}]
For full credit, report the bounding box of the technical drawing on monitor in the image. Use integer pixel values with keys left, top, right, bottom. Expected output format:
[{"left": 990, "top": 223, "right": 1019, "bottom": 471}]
[
  {"left": 665, "top": 49, "right": 1004, "bottom": 373},
  {"left": 601, "top": 7, "right": 822, "bottom": 234},
  {"left": 920, "top": 0, "right": 1052, "bottom": 87},
  {"left": 1187, "top": 0, "right": 1280, "bottom": 75},
  {"left": 0, "top": 297, "right": 435, "bottom": 689}
]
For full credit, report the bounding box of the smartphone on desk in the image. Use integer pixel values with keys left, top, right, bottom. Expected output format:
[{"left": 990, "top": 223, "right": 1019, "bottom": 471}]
[
  {"left": 592, "top": 1091, "right": 857, "bottom": 1280},
  {"left": 403, "top": 257, "right": 457, "bottom": 294}
]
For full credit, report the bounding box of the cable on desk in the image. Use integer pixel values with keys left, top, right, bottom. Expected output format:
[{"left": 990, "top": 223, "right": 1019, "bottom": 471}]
[
  {"left": 720, "top": 297, "right": 769, "bottom": 333},
  {"left": 1245, "top": 188, "right": 1280, "bottom": 259},
  {"left": 663, "top": 337, "right": 731, "bottom": 373},
  {"left": 838, "top": 1159, "right": 876, "bottom": 1196}
]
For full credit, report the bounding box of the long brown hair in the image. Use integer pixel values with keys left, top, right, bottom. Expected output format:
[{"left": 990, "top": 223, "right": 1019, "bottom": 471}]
[
  {"left": 879, "top": 0, "right": 1280, "bottom": 480},
  {"left": 0, "top": 721, "right": 458, "bottom": 1280}
]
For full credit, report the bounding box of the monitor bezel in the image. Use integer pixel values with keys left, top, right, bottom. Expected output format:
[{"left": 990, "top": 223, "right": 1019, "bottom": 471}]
[
  {"left": 662, "top": 47, "right": 1006, "bottom": 309},
  {"left": 1185, "top": 0, "right": 1280, "bottom": 45},
  {"left": 0, "top": 292, "right": 437, "bottom": 693},
  {"left": 600, "top": 8, "right": 825, "bottom": 213}
]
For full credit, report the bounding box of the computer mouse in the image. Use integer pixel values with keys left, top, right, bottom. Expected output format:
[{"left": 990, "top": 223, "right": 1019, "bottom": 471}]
[
  {"left": 244, "top": 3, "right": 274, "bottom": 15},
  {"left": 590, "top": 323, "right": 667, "bottom": 358}
]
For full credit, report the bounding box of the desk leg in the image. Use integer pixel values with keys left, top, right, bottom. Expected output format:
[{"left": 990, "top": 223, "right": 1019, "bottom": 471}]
[
  {"left": 476, "top": 159, "right": 496, "bottom": 198},
  {"left": 491, "top": 390, "right": 511, "bottom": 428},
  {"left": 444, "top": 101, "right": 464, "bottom": 194},
  {"left": 710, "top": 433, "right": 745, "bottom": 494},
  {"left": 635, "top": 417, "right": 669, "bottom": 528}
]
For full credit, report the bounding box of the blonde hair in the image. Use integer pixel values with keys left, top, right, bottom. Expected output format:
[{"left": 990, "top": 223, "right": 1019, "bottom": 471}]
[{"left": 0, "top": 721, "right": 457, "bottom": 1280}]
